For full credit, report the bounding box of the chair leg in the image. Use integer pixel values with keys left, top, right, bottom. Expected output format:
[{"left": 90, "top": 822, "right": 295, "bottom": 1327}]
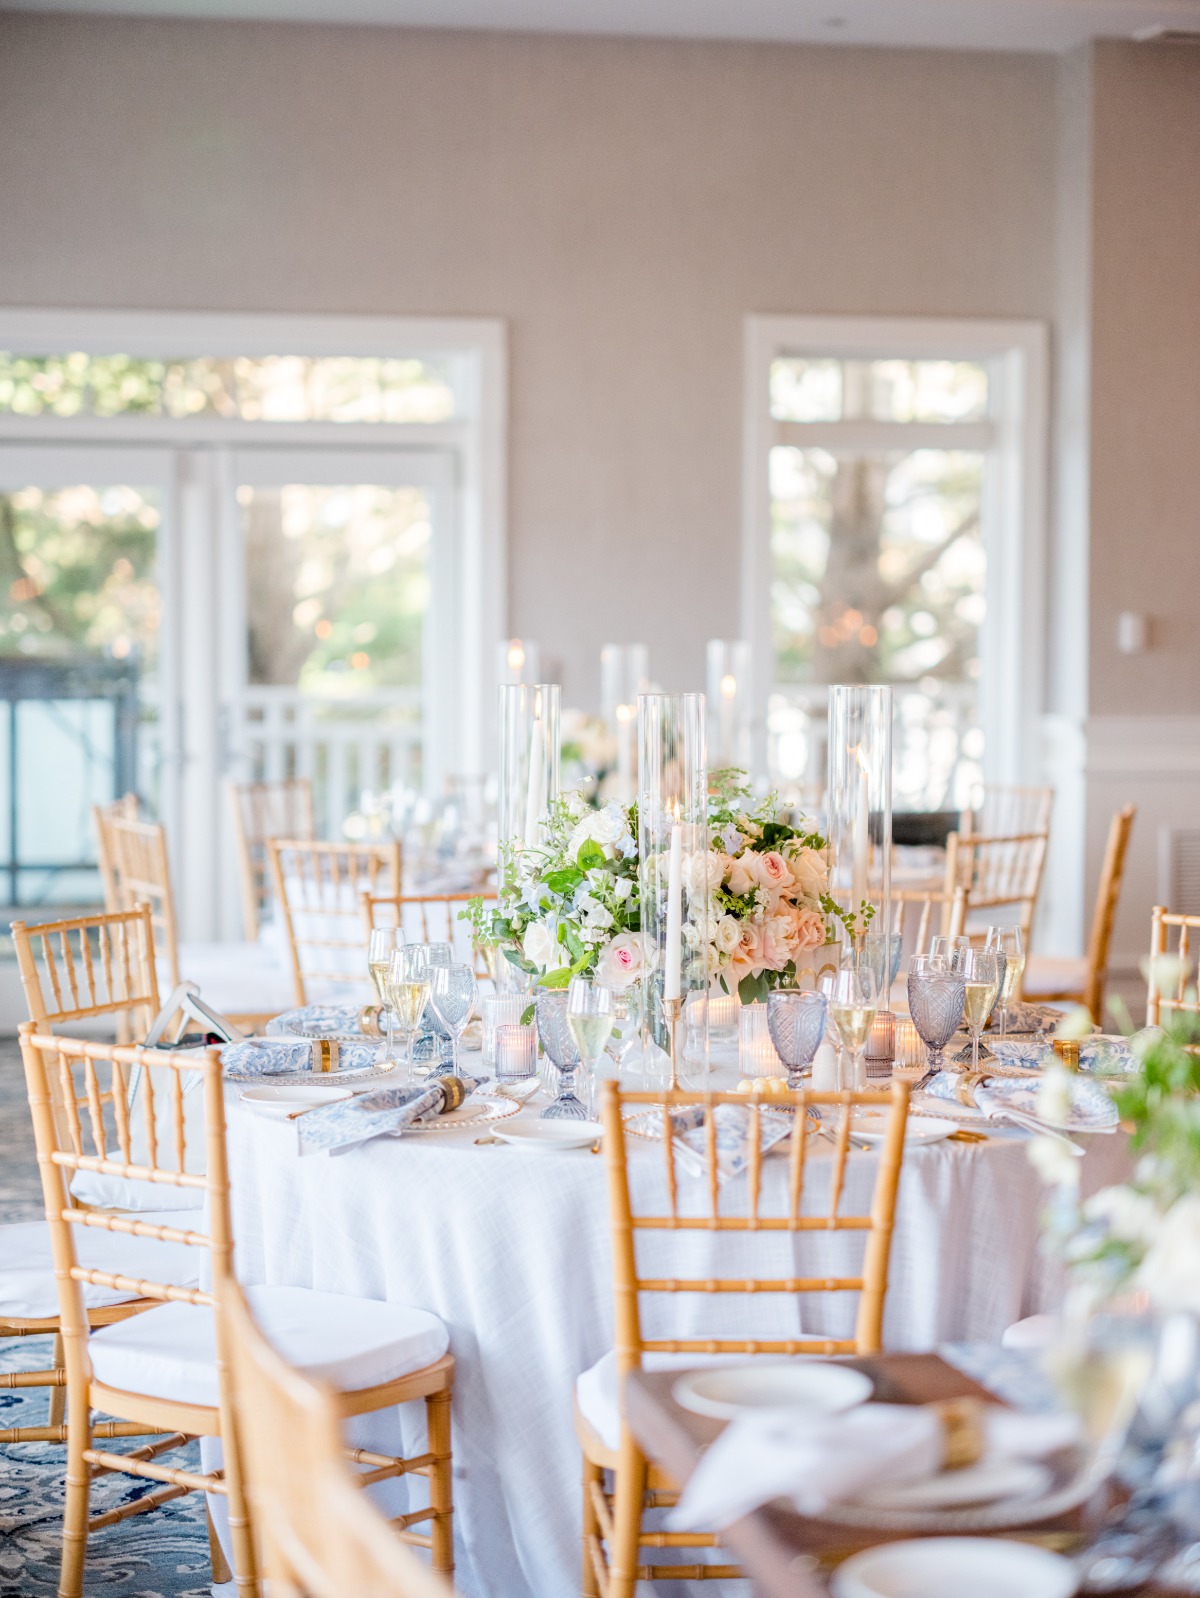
[
  {"left": 57, "top": 1404, "right": 91, "bottom": 1598},
  {"left": 48, "top": 1334, "right": 66, "bottom": 1429},
  {"left": 206, "top": 1501, "right": 237, "bottom": 1590},
  {"left": 581, "top": 1454, "right": 605, "bottom": 1598},
  {"left": 425, "top": 1386, "right": 454, "bottom": 1579},
  {"left": 607, "top": 1435, "right": 648, "bottom": 1598}
]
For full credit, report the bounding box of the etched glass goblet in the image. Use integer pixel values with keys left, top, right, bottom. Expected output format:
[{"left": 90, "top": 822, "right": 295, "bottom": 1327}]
[
  {"left": 766, "top": 990, "right": 828, "bottom": 1090},
  {"left": 906, "top": 954, "right": 966, "bottom": 1079},
  {"left": 536, "top": 989, "right": 588, "bottom": 1120},
  {"left": 428, "top": 962, "right": 478, "bottom": 1077}
]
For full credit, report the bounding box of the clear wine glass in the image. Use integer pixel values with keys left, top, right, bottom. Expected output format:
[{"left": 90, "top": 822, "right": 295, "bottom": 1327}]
[
  {"left": 960, "top": 946, "right": 1001, "bottom": 1072},
  {"left": 930, "top": 934, "right": 970, "bottom": 973},
  {"left": 826, "top": 962, "right": 879, "bottom": 1091},
  {"left": 858, "top": 933, "right": 903, "bottom": 1007},
  {"left": 383, "top": 946, "right": 431, "bottom": 1083},
  {"left": 907, "top": 954, "right": 966, "bottom": 1079},
  {"left": 368, "top": 926, "right": 401, "bottom": 1007},
  {"left": 567, "top": 976, "right": 615, "bottom": 1115},
  {"left": 766, "top": 990, "right": 828, "bottom": 1090},
  {"left": 535, "top": 989, "right": 588, "bottom": 1120},
  {"left": 986, "top": 925, "right": 1025, "bottom": 1041},
  {"left": 428, "top": 962, "right": 478, "bottom": 1077}
]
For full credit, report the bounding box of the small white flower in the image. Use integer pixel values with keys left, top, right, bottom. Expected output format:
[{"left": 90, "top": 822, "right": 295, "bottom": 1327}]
[
  {"left": 612, "top": 877, "right": 634, "bottom": 903},
  {"left": 1084, "top": 1184, "right": 1161, "bottom": 1249},
  {"left": 577, "top": 892, "right": 614, "bottom": 932},
  {"left": 1036, "top": 1063, "right": 1074, "bottom": 1128},
  {"left": 1055, "top": 1005, "right": 1094, "bottom": 1042},
  {"left": 1028, "top": 1134, "right": 1081, "bottom": 1190},
  {"left": 1137, "top": 1194, "right": 1200, "bottom": 1315}
]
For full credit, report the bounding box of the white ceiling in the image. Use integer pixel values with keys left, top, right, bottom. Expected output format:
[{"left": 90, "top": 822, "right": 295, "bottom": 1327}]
[{"left": 6, "top": 0, "right": 1200, "bottom": 52}]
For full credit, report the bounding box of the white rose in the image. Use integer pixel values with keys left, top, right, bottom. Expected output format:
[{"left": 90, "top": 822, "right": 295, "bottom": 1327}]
[
  {"left": 1138, "top": 1194, "right": 1200, "bottom": 1315},
  {"left": 714, "top": 914, "right": 742, "bottom": 955},
  {"left": 523, "top": 920, "right": 562, "bottom": 973},
  {"left": 569, "top": 803, "right": 629, "bottom": 861},
  {"left": 787, "top": 846, "right": 828, "bottom": 900},
  {"left": 685, "top": 850, "right": 727, "bottom": 898}
]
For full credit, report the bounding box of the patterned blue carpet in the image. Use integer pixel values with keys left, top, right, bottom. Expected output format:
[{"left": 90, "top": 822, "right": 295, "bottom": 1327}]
[{"left": 0, "top": 1038, "right": 214, "bottom": 1598}]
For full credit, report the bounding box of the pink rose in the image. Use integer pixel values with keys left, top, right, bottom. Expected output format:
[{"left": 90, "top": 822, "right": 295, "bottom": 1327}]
[
  {"left": 596, "top": 932, "right": 642, "bottom": 993},
  {"left": 760, "top": 913, "right": 794, "bottom": 972},
  {"left": 725, "top": 855, "right": 757, "bottom": 898},
  {"left": 754, "top": 851, "right": 794, "bottom": 896},
  {"left": 786, "top": 906, "right": 827, "bottom": 954}
]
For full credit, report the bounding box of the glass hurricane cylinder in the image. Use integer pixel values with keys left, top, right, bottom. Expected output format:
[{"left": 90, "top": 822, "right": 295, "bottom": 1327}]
[
  {"left": 706, "top": 640, "right": 753, "bottom": 774},
  {"left": 497, "top": 682, "right": 560, "bottom": 857},
  {"left": 600, "top": 644, "right": 648, "bottom": 806},
  {"left": 638, "top": 692, "right": 710, "bottom": 1073},
  {"left": 826, "top": 685, "right": 893, "bottom": 950}
]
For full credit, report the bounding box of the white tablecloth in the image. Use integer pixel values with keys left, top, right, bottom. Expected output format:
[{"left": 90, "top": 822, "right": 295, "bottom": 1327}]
[{"left": 222, "top": 1075, "right": 1130, "bottom": 1598}]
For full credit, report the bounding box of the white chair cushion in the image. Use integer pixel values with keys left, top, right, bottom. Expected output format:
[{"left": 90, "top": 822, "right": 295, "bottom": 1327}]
[
  {"left": 576, "top": 1349, "right": 765, "bottom": 1453},
  {"left": 0, "top": 1212, "right": 203, "bottom": 1321},
  {"left": 89, "top": 1285, "right": 448, "bottom": 1408},
  {"left": 1022, "top": 955, "right": 1088, "bottom": 998}
]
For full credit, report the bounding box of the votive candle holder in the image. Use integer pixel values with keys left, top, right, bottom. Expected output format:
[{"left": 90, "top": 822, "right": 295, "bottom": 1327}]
[{"left": 738, "top": 1004, "right": 784, "bottom": 1078}]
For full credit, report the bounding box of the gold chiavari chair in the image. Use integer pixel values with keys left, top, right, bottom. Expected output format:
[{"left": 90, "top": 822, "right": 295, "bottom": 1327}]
[
  {"left": 3, "top": 906, "right": 200, "bottom": 1447},
  {"left": 20, "top": 1029, "right": 456, "bottom": 1598},
  {"left": 960, "top": 783, "right": 1054, "bottom": 840},
  {"left": 577, "top": 1080, "right": 910, "bottom": 1598},
  {"left": 92, "top": 793, "right": 140, "bottom": 915},
  {"left": 943, "top": 830, "right": 1049, "bottom": 997},
  {"left": 892, "top": 883, "right": 968, "bottom": 970},
  {"left": 229, "top": 777, "right": 315, "bottom": 943},
  {"left": 270, "top": 839, "right": 402, "bottom": 1005},
  {"left": 361, "top": 892, "right": 497, "bottom": 980},
  {"left": 1146, "top": 905, "right": 1200, "bottom": 1028},
  {"left": 1025, "top": 805, "right": 1136, "bottom": 1023},
  {"left": 107, "top": 816, "right": 181, "bottom": 986},
  {"left": 220, "top": 1275, "right": 457, "bottom": 1598}
]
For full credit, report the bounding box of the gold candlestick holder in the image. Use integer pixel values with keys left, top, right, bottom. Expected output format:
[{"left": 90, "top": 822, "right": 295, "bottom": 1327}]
[{"left": 662, "top": 995, "right": 683, "bottom": 1091}]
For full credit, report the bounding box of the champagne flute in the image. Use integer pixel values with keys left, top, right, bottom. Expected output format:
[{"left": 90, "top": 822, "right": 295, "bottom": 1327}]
[
  {"left": 383, "top": 946, "right": 431, "bottom": 1082},
  {"left": 567, "top": 976, "right": 615, "bottom": 1115},
  {"left": 827, "top": 963, "right": 879, "bottom": 1092},
  {"left": 960, "top": 946, "right": 1001, "bottom": 1071},
  {"left": 428, "top": 962, "right": 478, "bottom": 1078},
  {"left": 930, "top": 933, "right": 970, "bottom": 973},
  {"left": 368, "top": 927, "right": 401, "bottom": 1007},
  {"left": 986, "top": 925, "right": 1025, "bottom": 1041}
]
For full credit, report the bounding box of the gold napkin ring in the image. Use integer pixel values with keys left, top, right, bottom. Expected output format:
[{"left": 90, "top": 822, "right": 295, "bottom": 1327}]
[
  {"left": 311, "top": 1039, "right": 340, "bottom": 1074},
  {"left": 438, "top": 1076, "right": 469, "bottom": 1113},
  {"left": 935, "top": 1398, "right": 984, "bottom": 1470},
  {"left": 955, "top": 1071, "right": 990, "bottom": 1107},
  {"left": 358, "top": 1005, "right": 383, "bottom": 1039}
]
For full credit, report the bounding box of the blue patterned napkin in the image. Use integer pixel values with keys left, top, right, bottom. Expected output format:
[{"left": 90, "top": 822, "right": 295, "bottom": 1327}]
[
  {"left": 988, "top": 1035, "right": 1136, "bottom": 1075},
  {"left": 266, "top": 1004, "right": 456, "bottom": 1066},
  {"left": 222, "top": 1038, "right": 383, "bottom": 1078},
  {"left": 296, "top": 1074, "right": 481, "bottom": 1155},
  {"left": 924, "top": 1069, "right": 1118, "bottom": 1131},
  {"left": 655, "top": 1104, "right": 795, "bottom": 1183}
]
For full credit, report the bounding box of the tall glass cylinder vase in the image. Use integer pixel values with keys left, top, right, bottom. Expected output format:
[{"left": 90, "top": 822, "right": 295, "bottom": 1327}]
[
  {"left": 706, "top": 640, "right": 753, "bottom": 775},
  {"left": 600, "top": 645, "right": 648, "bottom": 806},
  {"left": 496, "top": 682, "right": 561, "bottom": 857},
  {"left": 826, "top": 685, "right": 892, "bottom": 950},
  {"left": 638, "top": 692, "right": 711, "bottom": 1079}
]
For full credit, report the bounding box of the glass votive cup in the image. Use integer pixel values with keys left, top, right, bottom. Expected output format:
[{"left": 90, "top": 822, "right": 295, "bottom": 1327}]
[
  {"left": 891, "top": 1018, "right": 925, "bottom": 1075},
  {"left": 738, "top": 1003, "right": 784, "bottom": 1078},
  {"left": 686, "top": 992, "right": 739, "bottom": 1048},
  {"left": 864, "top": 1010, "right": 896, "bottom": 1080},
  {"left": 494, "top": 1022, "right": 538, "bottom": 1083},
  {"left": 483, "top": 992, "right": 525, "bottom": 1069}
]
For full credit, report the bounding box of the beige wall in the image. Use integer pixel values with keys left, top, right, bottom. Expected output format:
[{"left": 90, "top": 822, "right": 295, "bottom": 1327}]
[
  {"left": 1087, "top": 41, "right": 1200, "bottom": 718},
  {"left": 0, "top": 13, "right": 1058, "bottom": 703}
]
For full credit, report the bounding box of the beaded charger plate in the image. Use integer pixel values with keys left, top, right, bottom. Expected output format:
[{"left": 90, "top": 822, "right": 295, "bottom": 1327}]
[{"left": 405, "top": 1096, "right": 522, "bottom": 1134}]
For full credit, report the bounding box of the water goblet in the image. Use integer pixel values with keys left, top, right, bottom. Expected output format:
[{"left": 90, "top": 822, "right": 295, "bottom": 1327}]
[
  {"left": 383, "top": 946, "right": 431, "bottom": 1083},
  {"left": 428, "top": 962, "right": 478, "bottom": 1077},
  {"left": 986, "top": 925, "right": 1025, "bottom": 1041},
  {"left": 535, "top": 990, "right": 588, "bottom": 1120},
  {"left": 906, "top": 953, "right": 965, "bottom": 1078},
  {"left": 960, "top": 946, "right": 1001, "bottom": 1072},
  {"left": 826, "top": 963, "right": 879, "bottom": 1091},
  {"left": 567, "top": 976, "right": 615, "bottom": 1115},
  {"left": 766, "top": 990, "right": 828, "bottom": 1090},
  {"left": 930, "top": 934, "right": 970, "bottom": 972}
]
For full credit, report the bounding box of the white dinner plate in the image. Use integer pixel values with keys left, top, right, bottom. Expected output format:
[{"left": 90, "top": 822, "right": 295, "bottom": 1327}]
[
  {"left": 240, "top": 1083, "right": 353, "bottom": 1118},
  {"left": 672, "top": 1361, "right": 873, "bottom": 1421},
  {"left": 491, "top": 1120, "right": 603, "bottom": 1151},
  {"left": 856, "top": 1459, "right": 1052, "bottom": 1511},
  {"left": 404, "top": 1098, "right": 522, "bottom": 1133},
  {"left": 851, "top": 1113, "right": 959, "bottom": 1146},
  {"left": 831, "top": 1536, "right": 1078, "bottom": 1598}
]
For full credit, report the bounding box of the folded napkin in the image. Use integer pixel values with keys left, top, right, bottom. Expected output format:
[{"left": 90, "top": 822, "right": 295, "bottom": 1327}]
[
  {"left": 222, "top": 1038, "right": 383, "bottom": 1078},
  {"left": 924, "top": 1069, "right": 1118, "bottom": 1132},
  {"left": 989, "top": 1035, "right": 1135, "bottom": 1075},
  {"left": 670, "top": 1398, "right": 1079, "bottom": 1530},
  {"left": 651, "top": 1104, "right": 795, "bottom": 1183},
  {"left": 296, "top": 1074, "right": 481, "bottom": 1155},
  {"left": 266, "top": 1004, "right": 458, "bottom": 1066}
]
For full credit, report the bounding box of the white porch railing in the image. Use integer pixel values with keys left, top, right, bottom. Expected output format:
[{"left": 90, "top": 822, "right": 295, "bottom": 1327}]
[{"left": 238, "top": 686, "right": 424, "bottom": 838}]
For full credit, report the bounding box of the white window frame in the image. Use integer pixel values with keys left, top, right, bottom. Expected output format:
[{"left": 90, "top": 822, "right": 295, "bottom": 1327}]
[
  {"left": 742, "top": 314, "right": 1048, "bottom": 787},
  {"left": 0, "top": 308, "right": 506, "bottom": 936}
]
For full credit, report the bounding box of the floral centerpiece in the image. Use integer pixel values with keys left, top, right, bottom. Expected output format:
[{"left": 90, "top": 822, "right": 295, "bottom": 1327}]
[{"left": 466, "top": 769, "right": 853, "bottom": 1005}]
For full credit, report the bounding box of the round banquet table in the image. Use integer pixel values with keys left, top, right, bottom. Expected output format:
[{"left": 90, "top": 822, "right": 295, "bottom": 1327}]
[{"left": 222, "top": 1074, "right": 1130, "bottom": 1598}]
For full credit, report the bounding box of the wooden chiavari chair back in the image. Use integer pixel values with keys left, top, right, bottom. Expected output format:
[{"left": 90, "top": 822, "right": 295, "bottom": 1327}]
[
  {"left": 229, "top": 777, "right": 315, "bottom": 943},
  {"left": 106, "top": 817, "right": 181, "bottom": 988},
  {"left": 1146, "top": 906, "right": 1200, "bottom": 1028},
  {"left": 892, "top": 884, "right": 968, "bottom": 993},
  {"left": 12, "top": 904, "right": 161, "bottom": 1040},
  {"left": 220, "top": 1276, "right": 454, "bottom": 1598},
  {"left": 361, "top": 892, "right": 497, "bottom": 979},
  {"left": 944, "top": 830, "right": 1048, "bottom": 989},
  {"left": 579, "top": 1080, "right": 909, "bottom": 1598},
  {"left": 961, "top": 783, "right": 1054, "bottom": 839},
  {"left": 18, "top": 1029, "right": 255, "bottom": 1595},
  {"left": 91, "top": 794, "right": 139, "bottom": 914},
  {"left": 269, "top": 839, "right": 402, "bottom": 1005}
]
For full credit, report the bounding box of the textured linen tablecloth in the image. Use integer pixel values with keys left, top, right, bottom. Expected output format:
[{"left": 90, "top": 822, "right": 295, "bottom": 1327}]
[{"left": 222, "top": 1091, "right": 1130, "bottom": 1598}]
